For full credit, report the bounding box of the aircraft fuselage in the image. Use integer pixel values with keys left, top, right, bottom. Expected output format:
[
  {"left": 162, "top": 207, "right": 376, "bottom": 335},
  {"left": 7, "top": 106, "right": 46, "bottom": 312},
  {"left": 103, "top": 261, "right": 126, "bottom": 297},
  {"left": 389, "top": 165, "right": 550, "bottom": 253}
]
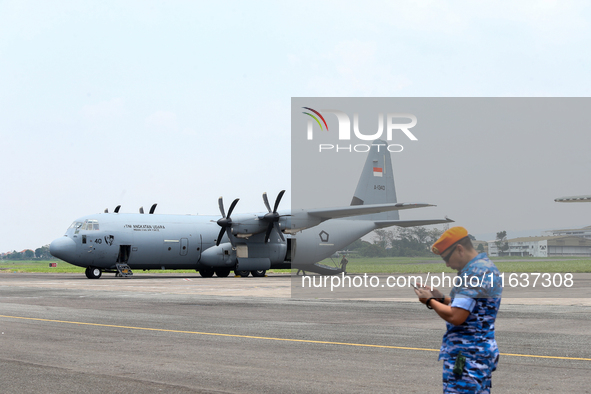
[
  {"left": 51, "top": 212, "right": 286, "bottom": 270},
  {"left": 50, "top": 209, "right": 387, "bottom": 278}
]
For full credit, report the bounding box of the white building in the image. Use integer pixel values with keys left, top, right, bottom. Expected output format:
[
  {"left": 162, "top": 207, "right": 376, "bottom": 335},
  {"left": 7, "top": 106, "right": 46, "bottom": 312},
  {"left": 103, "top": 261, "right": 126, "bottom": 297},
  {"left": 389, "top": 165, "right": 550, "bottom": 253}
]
[
  {"left": 542, "top": 225, "right": 591, "bottom": 240},
  {"left": 488, "top": 235, "right": 591, "bottom": 257}
]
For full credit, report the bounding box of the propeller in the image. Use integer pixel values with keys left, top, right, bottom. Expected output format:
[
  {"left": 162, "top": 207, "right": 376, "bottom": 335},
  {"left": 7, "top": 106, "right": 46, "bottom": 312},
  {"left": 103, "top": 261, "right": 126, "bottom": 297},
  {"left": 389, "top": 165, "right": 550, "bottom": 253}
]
[
  {"left": 262, "top": 190, "right": 286, "bottom": 243},
  {"left": 139, "top": 206, "right": 144, "bottom": 214},
  {"left": 106, "top": 205, "right": 123, "bottom": 214},
  {"left": 216, "top": 197, "right": 239, "bottom": 246},
  {"left": 149, "top": 203, "right": 157, "bottom": 214}
]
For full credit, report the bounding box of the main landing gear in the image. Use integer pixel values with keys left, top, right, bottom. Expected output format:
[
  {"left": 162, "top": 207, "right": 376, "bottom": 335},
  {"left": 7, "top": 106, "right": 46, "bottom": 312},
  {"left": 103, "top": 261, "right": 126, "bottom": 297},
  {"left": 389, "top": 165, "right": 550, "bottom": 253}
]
[
  {"left": 251, "top": 270, "right": 266, "bottom": 277},
  {"left": 234, "top": 269, "right": 266, "bottom": 277},
  {"left": 197, "top": 268, "right": 267, "bottom": 277},
  {"left": 85, "top": 267, "right": 102, "bottom": 279}
]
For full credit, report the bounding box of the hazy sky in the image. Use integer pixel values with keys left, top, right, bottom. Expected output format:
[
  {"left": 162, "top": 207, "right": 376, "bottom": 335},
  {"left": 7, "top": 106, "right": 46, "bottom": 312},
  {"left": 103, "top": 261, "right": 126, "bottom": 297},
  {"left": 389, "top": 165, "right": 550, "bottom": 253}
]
[{"left": 2, "top": 1, "right": 591, "bottom": 252}]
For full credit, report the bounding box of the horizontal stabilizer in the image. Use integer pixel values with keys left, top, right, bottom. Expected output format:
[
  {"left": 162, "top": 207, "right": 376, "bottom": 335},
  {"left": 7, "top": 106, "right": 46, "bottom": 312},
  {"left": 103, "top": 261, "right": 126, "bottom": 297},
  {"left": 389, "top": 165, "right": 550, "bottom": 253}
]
[
  {"left": 307, "top": 203, "right": 434, "bottom": 220},
  {"left": 374, "top": 218, "right": 454, "bottom": 228}
]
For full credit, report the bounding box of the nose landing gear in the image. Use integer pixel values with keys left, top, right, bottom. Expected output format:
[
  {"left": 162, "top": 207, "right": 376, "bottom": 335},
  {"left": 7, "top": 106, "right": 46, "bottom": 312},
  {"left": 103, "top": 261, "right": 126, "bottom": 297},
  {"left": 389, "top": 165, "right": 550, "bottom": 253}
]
[{"left": 85, "top": 267, "right": 102, "bottom": 279}]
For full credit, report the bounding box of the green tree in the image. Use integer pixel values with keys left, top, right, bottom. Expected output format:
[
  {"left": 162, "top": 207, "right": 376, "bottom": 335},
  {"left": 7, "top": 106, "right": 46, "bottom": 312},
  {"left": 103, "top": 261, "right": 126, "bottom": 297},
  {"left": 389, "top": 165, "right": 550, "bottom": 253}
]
[
  {"left": 346, "top": 239, "right": 371, "bottom": 251},
  {"left": 34, "top": 245, "right": 52, "bottom": 259},
  {"left": 373, "top": 229, "right": 394, "bottom": 249},
  {"left": 495, "top": 231, "right": 509, "bottom": 256},
  {"left": 8, "top": 251, "right": 22, "bottom": 260},
  {"left": 358, "top": 243, "right": 387, "bottom": 257},
  {"left": 346, "top": 226, "right": 448, "bottom": 258}
]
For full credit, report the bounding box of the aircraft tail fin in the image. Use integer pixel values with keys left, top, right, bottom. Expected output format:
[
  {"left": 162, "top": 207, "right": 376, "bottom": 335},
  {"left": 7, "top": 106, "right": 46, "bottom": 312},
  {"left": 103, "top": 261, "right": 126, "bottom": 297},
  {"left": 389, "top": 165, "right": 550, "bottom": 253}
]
[{"left": 349, "top": 139, "right": 399, "bottom": 220}]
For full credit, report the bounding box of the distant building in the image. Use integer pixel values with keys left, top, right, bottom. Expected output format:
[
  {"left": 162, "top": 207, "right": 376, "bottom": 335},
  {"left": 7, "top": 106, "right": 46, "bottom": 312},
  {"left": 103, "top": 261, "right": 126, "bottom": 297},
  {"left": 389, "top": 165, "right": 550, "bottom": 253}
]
[
  {"left": 542, "top": 225, "right": 591, "bottom": 240},
  {"left": 488, "top": 236, "right": 591, "bottom": 257}
]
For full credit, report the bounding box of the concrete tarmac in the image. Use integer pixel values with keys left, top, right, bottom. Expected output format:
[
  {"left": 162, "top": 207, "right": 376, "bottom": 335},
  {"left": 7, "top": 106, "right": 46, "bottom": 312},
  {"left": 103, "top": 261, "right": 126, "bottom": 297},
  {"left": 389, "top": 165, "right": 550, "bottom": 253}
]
[{"left": 1, "top": 272, "right": 590, "bottom": 393}]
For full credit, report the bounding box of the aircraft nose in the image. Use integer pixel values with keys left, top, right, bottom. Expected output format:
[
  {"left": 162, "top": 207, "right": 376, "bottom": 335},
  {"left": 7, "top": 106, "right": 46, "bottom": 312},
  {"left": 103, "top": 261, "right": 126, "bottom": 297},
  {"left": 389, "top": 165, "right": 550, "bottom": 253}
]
[{"left": 50, "top": 237, "right": 76, "bottom": 261}]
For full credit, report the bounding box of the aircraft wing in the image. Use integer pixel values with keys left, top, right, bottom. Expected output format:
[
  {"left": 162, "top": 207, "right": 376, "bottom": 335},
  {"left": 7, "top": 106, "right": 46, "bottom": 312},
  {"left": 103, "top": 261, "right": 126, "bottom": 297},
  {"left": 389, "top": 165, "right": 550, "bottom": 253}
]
[
  {"left": 555, "top": 195, "right": 591, "bottom": 203},
  {"left": 374, "top": 218, "right": 454, "bottom": 228},
  {"left": 306, "top": 203, "right": 434, "bottom": 220}
]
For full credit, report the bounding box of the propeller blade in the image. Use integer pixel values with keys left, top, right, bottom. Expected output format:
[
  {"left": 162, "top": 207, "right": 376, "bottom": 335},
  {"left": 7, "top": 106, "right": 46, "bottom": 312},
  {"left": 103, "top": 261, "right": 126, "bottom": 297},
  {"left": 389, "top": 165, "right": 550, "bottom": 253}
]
[
  {"left": 216, "top": 228, "right": 225, "bottom": 246},
  {"left": 274, "top": 221, "right": 285, "bottom": 241},
  {"left": 218, "top": 197, "right": 225, "bottom": 218},
  {"left": 149, "top": 203, "right": 157, "bottom": 214},
  {"left": 104, "top": 208, "right": 108, "bottom": 213},
  {"left": 262, "top": 192, "right": 272, "bottom": 213},
  {"left": 139, "top": 206, "right": 144, "bottom": 214},
  {"left": 227, "top": 198, "right": 239, "bottom": 217},
  {"left": 114, "top": 205, "right": 121, "bottom": 213},
  {"left": 216, "top": 197, "right": 239, "bottom": 246},
  {"left": 273, "top": 190, "right": 285, "bottom": 213},
  {"left": 264, "top": 223, "right": 274, "bottom": 243},
  {"left": 262, "top": 190, "right": 287, "bottom": 243}
]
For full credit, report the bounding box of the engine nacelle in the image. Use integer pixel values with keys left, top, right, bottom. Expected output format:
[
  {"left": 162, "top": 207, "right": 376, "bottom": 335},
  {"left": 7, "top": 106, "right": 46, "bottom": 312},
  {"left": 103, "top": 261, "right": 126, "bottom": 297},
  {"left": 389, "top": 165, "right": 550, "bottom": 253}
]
[
  {"left": 233, "top": 239, "right": 288, "bottom": 271},
  {"left": 229, "top": 214, "right": 268, "bottom": 237},
  {"left": 234, "top": 240, "right": 287, "bottom": 264},
  {"left": 200, "top": 243, "right": 236, "bottom": 268}
]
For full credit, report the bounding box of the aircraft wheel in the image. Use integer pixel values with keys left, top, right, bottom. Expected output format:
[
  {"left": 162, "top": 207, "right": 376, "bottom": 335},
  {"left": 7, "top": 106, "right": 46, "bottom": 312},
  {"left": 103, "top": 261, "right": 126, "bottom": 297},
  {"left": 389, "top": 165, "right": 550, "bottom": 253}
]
[
  {"left": 85, "top": 267, "right": 102, "bottom": 279},
  {"left": 214, "top": 268, "right": 230, "bottom": 278},
  {"left": 199, "top": 268, "right": 215, "bottom": 278},
  {"left": 251, "top": 270, "right": 266, "bottom": 277},
  {"left": 234, "top": 270, "right": 250, "bottom": 277}
]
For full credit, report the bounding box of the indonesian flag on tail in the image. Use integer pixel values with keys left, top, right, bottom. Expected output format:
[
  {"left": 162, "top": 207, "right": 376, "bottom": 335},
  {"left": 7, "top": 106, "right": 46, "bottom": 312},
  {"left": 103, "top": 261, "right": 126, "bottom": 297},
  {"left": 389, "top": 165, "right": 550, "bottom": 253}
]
[{"left": 373, "top": 167, "right": 383, "bottom": 177}]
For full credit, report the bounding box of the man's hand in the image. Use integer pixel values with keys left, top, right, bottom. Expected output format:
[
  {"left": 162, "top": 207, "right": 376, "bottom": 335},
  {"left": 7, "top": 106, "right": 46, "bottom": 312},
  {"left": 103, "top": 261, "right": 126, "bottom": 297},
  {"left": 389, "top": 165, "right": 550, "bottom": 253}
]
[
  {"left": 415, "top": 286, "right": 469, "bottom": 325},
  {"left": 429, "top": 287, "right": 445, "bottom": 300},
  {"left": 414, "top": 287, "right": 433, "bottom": 304}
]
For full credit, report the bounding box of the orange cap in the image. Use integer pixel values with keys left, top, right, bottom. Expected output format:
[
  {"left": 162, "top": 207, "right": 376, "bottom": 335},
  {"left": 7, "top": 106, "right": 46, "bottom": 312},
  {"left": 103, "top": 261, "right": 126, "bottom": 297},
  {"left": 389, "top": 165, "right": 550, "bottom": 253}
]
[{"left": 431, "top": 226, "right": 469, "bottom": 255}]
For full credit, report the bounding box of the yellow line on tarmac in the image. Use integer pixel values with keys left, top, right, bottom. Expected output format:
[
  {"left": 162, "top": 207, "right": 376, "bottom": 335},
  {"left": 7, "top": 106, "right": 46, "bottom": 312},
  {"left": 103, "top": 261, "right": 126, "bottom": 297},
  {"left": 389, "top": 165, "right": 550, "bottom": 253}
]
[{"left": 1, "top": 315, "right": 590, "bottom": 362}]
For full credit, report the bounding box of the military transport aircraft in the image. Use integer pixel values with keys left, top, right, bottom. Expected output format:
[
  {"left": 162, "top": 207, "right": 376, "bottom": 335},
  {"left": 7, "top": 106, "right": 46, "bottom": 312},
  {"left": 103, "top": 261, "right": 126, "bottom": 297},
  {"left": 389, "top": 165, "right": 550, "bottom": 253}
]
[{"left": 50, "top": 140, "right": 453, "bottom": 279}]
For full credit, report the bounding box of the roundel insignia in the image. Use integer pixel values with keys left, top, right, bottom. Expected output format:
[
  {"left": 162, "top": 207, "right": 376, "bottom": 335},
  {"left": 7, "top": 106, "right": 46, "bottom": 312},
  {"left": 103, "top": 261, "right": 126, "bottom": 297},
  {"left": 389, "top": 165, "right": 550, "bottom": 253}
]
[{"left": 319, "top": 231, "right": 329, "bottom": 243}]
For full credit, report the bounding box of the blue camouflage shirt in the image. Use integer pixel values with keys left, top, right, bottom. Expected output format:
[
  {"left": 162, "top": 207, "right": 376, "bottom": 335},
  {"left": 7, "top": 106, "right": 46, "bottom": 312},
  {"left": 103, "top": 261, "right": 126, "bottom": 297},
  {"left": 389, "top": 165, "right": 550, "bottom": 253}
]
[{"left": 439, "top": 253, "right": 502, "bottom": 371}]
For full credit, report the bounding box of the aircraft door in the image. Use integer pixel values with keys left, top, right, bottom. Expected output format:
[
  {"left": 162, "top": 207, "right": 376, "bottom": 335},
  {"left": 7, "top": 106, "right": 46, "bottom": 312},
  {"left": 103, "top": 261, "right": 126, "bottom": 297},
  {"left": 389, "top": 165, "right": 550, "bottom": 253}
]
[
  {"left": 180, "top": 238, "right": 188, "bottom": 256},
  {"left": 286, "top": 238, "right": 295, "bottom": 261},
  {"left": 117, "top": 245, "right": 131, "bottom": 264}
]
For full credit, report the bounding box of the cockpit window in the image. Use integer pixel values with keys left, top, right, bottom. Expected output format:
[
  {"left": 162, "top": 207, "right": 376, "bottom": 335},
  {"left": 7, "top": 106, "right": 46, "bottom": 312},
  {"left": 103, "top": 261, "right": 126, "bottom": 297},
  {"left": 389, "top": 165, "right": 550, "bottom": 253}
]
[
  {"left": 69, "top": 222, "right": 83, "bottom": 230},
  {"left": 82, "top": 219, "right": 99, "bottom": 230}
]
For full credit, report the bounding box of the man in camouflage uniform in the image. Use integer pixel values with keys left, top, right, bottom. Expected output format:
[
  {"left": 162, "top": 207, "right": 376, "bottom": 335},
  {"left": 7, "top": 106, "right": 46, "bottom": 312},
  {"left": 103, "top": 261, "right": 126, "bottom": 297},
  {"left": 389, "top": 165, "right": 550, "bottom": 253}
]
[{"left": 415, "top": 227, "right": 502, "bottom": 393}]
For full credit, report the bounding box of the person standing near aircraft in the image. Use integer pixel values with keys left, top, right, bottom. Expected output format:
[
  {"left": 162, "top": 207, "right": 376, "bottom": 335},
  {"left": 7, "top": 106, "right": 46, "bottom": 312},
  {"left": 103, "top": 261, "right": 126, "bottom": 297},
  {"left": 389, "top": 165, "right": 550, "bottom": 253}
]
[
  {"left": 340, "top": 254, "right": 349, "bottom": 274},
  {"left": 414, "top": 226, "right": 502, "bottom": 394}
]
